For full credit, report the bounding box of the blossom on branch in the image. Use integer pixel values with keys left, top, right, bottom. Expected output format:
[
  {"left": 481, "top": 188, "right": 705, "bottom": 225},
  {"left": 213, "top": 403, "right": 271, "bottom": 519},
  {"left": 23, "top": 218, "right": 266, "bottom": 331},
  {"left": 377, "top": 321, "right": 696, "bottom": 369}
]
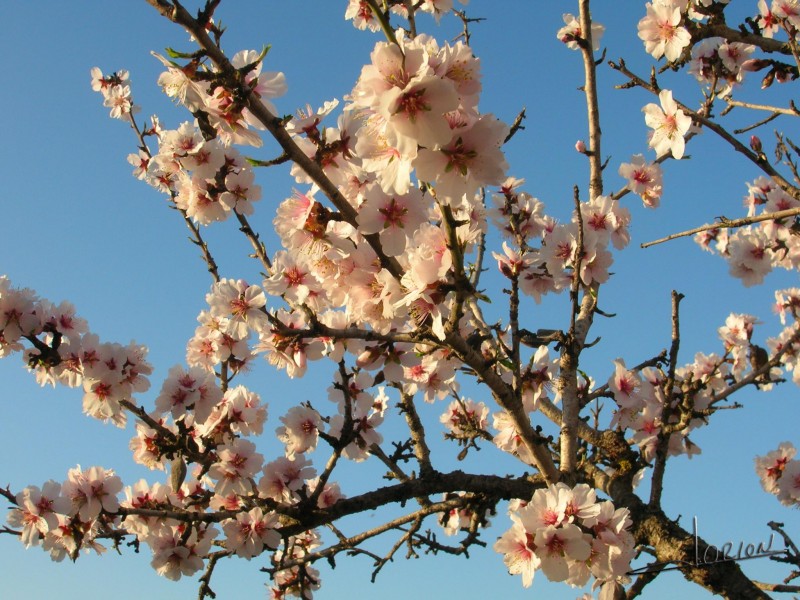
[{"left": 642, "top": 89, "right": 691, "bottom": 159}]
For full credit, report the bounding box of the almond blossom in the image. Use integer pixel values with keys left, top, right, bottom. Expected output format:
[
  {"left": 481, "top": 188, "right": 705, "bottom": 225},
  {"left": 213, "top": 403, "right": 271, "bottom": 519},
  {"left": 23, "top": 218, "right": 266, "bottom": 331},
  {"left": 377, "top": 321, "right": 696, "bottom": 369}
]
[
  {"left": 8, "top": 2, "right": 800, "bottom": 598},
  {"left": 440, "top": 397, "right": 489, "bottom": 436},
  {"left": 277, "top": 405, "right": 323, "bottom": 457},
  {"left": 207, "top": 279, "right": 269, "bottom": 339},
  {"left": 344, "top": 0, "right": 381, "bottom": 32},
  {"left": 6, "top": 482, "right": 71, "bottom": 548},
  {"left": 618, "top": 154, "right": 663, "bottom": 208},
  {"left": 61, "top": 466, "right": 123, "bottom": 522},
  {"left": 496, "top": 484, "right": 634, "bottom": 589},
  {"left": 414, "top": 114, "right": 509, "bottom": 203},
  {"left": 356, "top": 186, "right": 427, "bottom": 256},
  {"left": 379, "top": 74, "right": 460, "bottom": 155},
  {"left": 755, "top": 442, "right": 797, "bottom": 494},
  {"left": 557, "top": 13, "right": 605, "bottom": 50},
  {"left": 258, "top": 455, "right": 316, "bottom": 504},
  {"left": 493, "top": 517, "right": 541, "bottom": 588},
  {"left": 642, "top": 89, "right": 692, "bottom": 159},
  {"left": 222, "top": 507, "right": 281, "bottom": 559},
  {"left": 638, "top": 2, "right": 691, "bottom": 62},
  {"left": 149, "top": 525, "right": 218, "bottom": 581},
  {"left": 208, "top": 438, "right": 264, "bottom": 497}
]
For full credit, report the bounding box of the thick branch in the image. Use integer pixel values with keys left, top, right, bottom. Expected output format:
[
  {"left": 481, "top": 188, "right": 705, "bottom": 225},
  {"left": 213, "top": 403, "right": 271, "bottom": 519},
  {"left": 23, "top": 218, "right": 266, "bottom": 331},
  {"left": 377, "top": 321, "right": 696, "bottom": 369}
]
[
  {"left": 591, "top": 476, "right": 774, "bottom": 600},
  {"left": 694, "top": 22, "right": 794, "bottom": 56}
]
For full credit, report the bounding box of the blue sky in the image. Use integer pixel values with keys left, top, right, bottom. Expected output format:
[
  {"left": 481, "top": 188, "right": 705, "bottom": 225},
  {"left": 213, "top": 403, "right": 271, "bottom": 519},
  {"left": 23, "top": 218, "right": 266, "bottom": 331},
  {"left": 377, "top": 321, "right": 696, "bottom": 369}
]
[{"left": 1, "top": 1, "right": 799, "bottom": 598}]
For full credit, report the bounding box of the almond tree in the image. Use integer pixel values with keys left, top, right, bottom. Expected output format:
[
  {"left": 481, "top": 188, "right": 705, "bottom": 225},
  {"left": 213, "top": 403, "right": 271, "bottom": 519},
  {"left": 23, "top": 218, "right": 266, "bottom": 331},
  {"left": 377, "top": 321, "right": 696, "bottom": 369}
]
[{"left": 2, "top": 1, "right": 800, "bottom": 598}]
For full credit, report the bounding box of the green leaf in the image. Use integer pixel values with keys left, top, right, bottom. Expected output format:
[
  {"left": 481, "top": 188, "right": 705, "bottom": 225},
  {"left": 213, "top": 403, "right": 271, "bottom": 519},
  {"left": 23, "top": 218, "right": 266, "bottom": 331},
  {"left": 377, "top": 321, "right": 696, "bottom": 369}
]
[{"left": 165, "top": 47, "right": 196, "bottom": 59}]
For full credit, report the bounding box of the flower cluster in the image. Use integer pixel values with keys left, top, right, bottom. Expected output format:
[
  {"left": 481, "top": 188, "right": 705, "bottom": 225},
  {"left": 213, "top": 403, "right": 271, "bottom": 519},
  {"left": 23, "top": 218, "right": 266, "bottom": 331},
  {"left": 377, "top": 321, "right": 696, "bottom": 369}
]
[
  {"left": 688, "top": 37, "right": 755, "bottom": 94},
  {"left": 6, "top": 1, "right": 800, "bottom": 598},
  {"left": 345, "top": 0, "right": 469, "bottom": 31},
  {"left": 92, "top": 50, "right": 280, "bottom": 226},
  {"left": 91, "top": 67, "right": 138, "bottom": 120},
  {"left": 6, "top": 467, "right": 121, "bottom": 562},
  {"left": 695, "top": 178, "right": 800, "bottom": 287},
  {"left": 489, "top": 175, "right": 630, "bottom": 311},
  {"left": 608, "top": 360, "right": 704, "bottom": 460},
  {"left": 494, "top": 483, "right": 635, "bottom": 592},
  {"left": 1, "top": 276, "right": 152, "bottom": 426}
]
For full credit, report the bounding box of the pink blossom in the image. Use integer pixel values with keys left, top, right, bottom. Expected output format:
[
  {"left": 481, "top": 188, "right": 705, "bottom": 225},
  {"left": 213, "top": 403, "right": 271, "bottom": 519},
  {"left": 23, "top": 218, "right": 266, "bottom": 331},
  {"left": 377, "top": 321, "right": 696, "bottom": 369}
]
[
  {"left": 643, "top": 89, "right": 692, "bottom": 159},
  {"left": 277, "top": 405, "right": 322, "bottom": 457},
  {"left": 103, "top": 84, "right": 136, "bottom": 120},
  {"left": 534, "top": 524, "right": 592, "bottom": 582},
  {"left": 777, "top": 460, "right": 800, "bottom": 506},
  {"left": 258, "top": 455, "right": 316, "bottom": 504},
  {"left": 638, "top": 2, "right": 691, "bottom": 62},
  {"left": 149, "top": 525, "right": 218, "bottom": 581},
  {"left": 727, "top": 229, "right": 774, "bottom": 286},
  {"left": 356, "top": 186, "right": 427, "bottom": 256},
  {"left": 608, "top": 359, "right": 641, "bottom": 410},
  {"left": 755, "top": 442, "right": 797, "bottom": 494},
  {"left": 378, "top": 74, "right": 459, "bottom": 155},
  {"left": 61, "top": 465, "right": 122, "bottom": 522},
  {"left": 344, "top": 1, "right": 381, "bottom": 32},
  {"left": 415, "top": 114, "right": 509, "bottom": 202},
  {"left": 618, "top": 155, "right": 663, "bottom": 208},
  {"left": 208, "top": 438, "right": 264, "bottom": 497},
  {"left": 207, "top": 279, "right": 268, "bottom": 339},
  {"left": 493, "top": 518, "right": 540, "bottom": 587},
  {"left": 121, "top": 479, "right": 173, "bottom": 538},
  {"left": 6, "top": 482, "right": 70, "bottom": 548},
  {"left": 440, "top": 397, "right": 489, "bottom": 436},
  {"left": 200, "top": 385, "right": 267, "bottom": 439},
  {"left": 220, "top": 168, "right": 261, "bottom": 216},
  {"left": 774, "top": 0, "right": 800, "bottom": 30},
  {"left": 557, "top": 13, "right": 605, "bottom": 51},
  {"left": 222, "top": 507, "right": 280, "bottom": 559}
]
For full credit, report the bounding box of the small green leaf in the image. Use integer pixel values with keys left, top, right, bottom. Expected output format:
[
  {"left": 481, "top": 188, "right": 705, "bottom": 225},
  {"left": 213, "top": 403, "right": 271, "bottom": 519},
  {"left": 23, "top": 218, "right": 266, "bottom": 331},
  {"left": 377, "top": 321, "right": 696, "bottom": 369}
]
[{"left": 165, "top": 47, "right": 195, "bottom": 59}]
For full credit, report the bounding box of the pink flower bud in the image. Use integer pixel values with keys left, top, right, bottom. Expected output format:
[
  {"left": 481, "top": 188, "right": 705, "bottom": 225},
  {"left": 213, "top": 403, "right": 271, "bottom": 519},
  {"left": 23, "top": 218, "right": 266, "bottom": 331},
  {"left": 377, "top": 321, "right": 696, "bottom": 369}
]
[
  {"left": 293, "top": 348, "right": 307, "bottom": 371},
  {"left": 575, "top": 140, "right": 587, "bottom": 153},
  {"left": 356, "top": 347, "right": 381, "bottom": 368},
  {"left": 741, "top": 58, "right": 770, "bottom": 72},
  {"left": 775, "top": 68, "right": 790, "bottom": 84},
  {"left": 750, "top": 135, "right": 762, "bottom": 154}
]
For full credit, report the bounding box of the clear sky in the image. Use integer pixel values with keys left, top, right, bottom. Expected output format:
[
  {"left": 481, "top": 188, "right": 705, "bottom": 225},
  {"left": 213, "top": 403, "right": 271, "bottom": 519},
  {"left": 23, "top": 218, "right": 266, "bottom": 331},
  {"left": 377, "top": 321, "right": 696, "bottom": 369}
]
[{"left": 1, "top": 1, "right": 798, "bottom": 599}]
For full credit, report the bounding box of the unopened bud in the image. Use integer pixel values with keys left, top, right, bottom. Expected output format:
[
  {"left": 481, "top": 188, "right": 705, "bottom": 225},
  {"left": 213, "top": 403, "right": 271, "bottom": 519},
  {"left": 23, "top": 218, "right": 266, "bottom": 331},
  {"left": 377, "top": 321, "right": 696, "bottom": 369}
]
[
  {"left": 293, "top": 348, "right": 307, "bottom": 371},
  {"left": 356, "top": 346, "right": 382, "bottom": 368},
  {"left": 575, "top": 140, "right": 587, "bottom": 153},
  {"left": 761, "top": 69, "right": 776, "bottom": 89},
  {"left": 741, "top": 58, "right": 770, "bottom": 72},
  {"left": 750, "top": 135, "right": 762, "bottom": 154},
  {"left": 775, "top": 67, "right": 790, "bottom": 84}
]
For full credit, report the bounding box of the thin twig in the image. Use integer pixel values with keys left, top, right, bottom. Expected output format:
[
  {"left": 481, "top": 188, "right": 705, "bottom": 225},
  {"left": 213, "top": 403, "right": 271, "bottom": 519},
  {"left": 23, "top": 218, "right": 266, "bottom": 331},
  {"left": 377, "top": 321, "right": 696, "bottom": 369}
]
[
  {"left": 641, "top": 207, "right": 800, "bottom": 248},
  {"left": 649, "top": 291, "right": 683, "bottom": 508},
  {"left": 724, "top": 97, "right": 800, "bottom": 117}
]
